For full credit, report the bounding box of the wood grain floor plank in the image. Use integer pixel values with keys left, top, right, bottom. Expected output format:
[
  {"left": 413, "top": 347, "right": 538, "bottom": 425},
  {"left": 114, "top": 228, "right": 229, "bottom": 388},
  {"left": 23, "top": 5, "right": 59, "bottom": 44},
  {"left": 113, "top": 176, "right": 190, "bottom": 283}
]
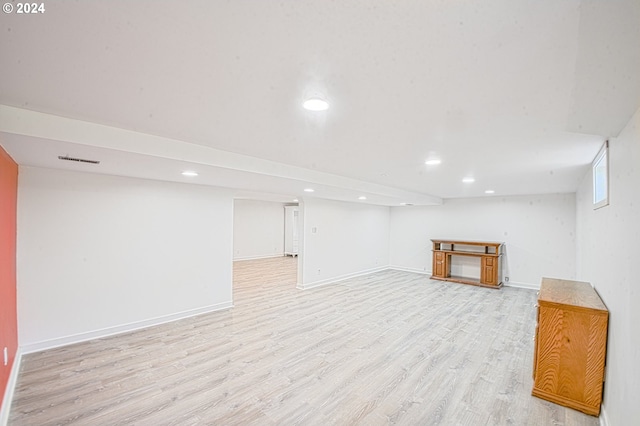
[{"left": 9, "top": 257, "right": 598, "bottom": 425}]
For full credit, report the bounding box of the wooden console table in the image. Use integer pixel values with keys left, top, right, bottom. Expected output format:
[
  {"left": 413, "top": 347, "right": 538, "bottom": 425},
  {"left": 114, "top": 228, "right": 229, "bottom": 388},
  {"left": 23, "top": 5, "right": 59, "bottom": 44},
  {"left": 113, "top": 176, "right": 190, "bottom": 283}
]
[{"left": 430, "top": 239, "right": 503, "bottom": 288}]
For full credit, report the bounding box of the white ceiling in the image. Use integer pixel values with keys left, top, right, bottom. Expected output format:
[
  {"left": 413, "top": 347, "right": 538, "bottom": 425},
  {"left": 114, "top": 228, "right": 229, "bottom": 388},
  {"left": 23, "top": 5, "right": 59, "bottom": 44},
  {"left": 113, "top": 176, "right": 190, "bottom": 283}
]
[{"left": 1, "top": 0, "right": 639, "bottom": 205}]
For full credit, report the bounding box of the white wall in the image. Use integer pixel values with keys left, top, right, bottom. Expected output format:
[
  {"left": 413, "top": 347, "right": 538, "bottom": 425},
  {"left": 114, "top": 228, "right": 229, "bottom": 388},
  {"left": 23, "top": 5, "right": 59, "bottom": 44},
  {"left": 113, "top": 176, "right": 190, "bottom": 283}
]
[
  {"left": 17, "top": 167, "right": 234, "bottom": 352},
  {"left": 389, "top": 194, "right": 577, "bottom": 288},
  {"left": 299, "top": 199, "right": 389, "bottom": 289},
  {"left": 233, "top": 199, "right": 285, "bottom": 260},
  {"left": 576, "top": 107, "right": 640, "bottom": 425}
]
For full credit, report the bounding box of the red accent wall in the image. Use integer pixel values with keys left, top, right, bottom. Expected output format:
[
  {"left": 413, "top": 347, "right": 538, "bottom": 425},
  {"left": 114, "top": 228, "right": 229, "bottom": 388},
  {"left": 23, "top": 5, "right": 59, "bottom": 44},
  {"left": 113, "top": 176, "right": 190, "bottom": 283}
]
[{"left": 0, "top": 145, "right": 18, "bottom": 405}]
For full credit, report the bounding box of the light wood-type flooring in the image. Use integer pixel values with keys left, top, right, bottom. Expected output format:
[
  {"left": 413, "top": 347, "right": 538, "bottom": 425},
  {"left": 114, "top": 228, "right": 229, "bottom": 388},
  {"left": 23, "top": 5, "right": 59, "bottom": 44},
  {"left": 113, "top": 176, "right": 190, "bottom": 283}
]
[{"left": 9, "top": 257, "right": 599, "bottom": 425}]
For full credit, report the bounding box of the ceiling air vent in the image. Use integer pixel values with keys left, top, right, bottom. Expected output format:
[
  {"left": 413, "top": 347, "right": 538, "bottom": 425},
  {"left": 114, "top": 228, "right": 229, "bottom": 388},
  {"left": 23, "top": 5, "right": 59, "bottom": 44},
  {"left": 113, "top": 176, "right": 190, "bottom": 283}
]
[{"left": 58, "top": 155, "right": 100, "bottom": 165}]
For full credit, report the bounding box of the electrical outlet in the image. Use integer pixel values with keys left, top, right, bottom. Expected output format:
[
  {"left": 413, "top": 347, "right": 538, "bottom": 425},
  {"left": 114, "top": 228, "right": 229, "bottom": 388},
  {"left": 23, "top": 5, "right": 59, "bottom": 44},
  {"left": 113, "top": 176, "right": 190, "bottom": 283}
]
[
  {"left": 505, "top": 276, "right": 510, "bottom": 282},
  {"left": 3, "top": 347, "right": 7, "bottom": 366},
  {"left": 317, "top": 269, "right": 321, "bottom": 275}
]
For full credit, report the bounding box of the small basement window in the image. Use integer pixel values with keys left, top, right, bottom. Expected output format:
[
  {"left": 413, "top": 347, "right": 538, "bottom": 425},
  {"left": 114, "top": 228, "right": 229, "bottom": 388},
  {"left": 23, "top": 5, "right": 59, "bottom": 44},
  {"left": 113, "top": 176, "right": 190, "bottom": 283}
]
[{"left": 592, "top": 141, "right": 609, "bottom": 209}]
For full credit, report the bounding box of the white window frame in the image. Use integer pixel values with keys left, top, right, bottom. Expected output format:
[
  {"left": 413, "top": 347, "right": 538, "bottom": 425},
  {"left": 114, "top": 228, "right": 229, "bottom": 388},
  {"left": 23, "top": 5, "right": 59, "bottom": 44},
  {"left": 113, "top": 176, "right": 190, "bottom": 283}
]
[{"left": 592, "top": 140, "right": 609, "bottom": 210}]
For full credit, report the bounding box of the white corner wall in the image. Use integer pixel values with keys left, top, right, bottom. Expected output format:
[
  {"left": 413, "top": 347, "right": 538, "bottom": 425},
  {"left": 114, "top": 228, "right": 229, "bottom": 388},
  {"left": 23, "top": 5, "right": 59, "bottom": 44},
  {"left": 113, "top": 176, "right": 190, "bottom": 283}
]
[
  {"left": 576, "top": 107, "right": 640, "bottom": 425},
  {"left": 299, "top": 199, "right": 389, "bottom": 289},
  {"left": 233, "top": 199, "right": 286, "bottom": 260},
  {"left": 17, "top": 167, "right": 234, "bottom": 352},
  {"left": 389, "top": 194, "right": 577, "bottom": 288}
]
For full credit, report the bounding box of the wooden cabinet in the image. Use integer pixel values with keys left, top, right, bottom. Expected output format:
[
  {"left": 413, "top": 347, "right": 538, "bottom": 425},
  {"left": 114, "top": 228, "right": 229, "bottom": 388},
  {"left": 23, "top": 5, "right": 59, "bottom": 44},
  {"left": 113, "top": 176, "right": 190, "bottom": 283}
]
[
  {"left": 433, "top": 251, "right": 447, "bottom": 278},
  {"left": 430, "top": 240, "right": 503, "bottom": 288},
  {"left": 532, "top": 277, "right": 609, "bottom": 416},
  {"left": 480, "top": 256, "right": 497, "bottom": 285}
]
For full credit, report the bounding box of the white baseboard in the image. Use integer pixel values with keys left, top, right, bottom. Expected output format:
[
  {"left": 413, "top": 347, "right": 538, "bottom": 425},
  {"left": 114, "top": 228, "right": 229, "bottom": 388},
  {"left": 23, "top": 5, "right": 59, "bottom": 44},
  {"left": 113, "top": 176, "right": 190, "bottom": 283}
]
[
  {"left": 20, "top": 301, "right": 233, "bottom": 354},
  {"left": 298, "top": 267, "right": 541, "bottom": 291},
  {"left": 389, "top": 266, "right": 540, "bottom": 290},
  {"left": 0, "top": 348, "right": 22, "bottom": 426},
  {"left": 504, "top": 280, "right": 539, "bottom": 290},
  {"left": 388, "top": 265, "right": 431, "bottom": 275},
  {"left": 599, "top": 406, "right": 608, "bottom": 426},
  {"left": 297, "top": 266, "right": 388, "bottom": 290},
  {"left": 233, "top": 254, "right": 284, "bottom": 261}
]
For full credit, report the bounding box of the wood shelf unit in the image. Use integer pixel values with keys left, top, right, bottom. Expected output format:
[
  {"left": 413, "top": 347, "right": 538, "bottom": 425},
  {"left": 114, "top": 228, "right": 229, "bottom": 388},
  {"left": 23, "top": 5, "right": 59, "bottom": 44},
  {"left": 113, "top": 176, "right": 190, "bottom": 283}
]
[
  {"left": 532, "top": 277, "right": 609, "bottom": 416},
  {"left": 430, "top": 240, "right": 503, "bottom": 289}
]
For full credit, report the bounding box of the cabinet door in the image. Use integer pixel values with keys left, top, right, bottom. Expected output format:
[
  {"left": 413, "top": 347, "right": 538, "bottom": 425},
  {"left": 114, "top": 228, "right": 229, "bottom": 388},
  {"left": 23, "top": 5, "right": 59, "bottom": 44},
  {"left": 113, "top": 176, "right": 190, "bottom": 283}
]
[
  {"left": 284, "top": 206, "right": 299, "bottom": 254},
  {"left": 533, "top": 304, "right": 607, "bottom": 415},
  {"left": 532, "top": 306, "right": 540, "bottom": 379},
  {"left": 480, "top": 256, "right": 496, "bottom": 285},
  {"left": 433, "top": 252, "right": 446, "bottom": 277}
]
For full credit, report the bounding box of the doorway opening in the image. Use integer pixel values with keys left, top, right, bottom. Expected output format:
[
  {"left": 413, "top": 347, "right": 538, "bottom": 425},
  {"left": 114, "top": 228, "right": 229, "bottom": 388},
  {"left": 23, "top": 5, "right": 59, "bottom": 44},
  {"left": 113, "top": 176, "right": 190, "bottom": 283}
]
[{"left": 232, "top": 199, "right": 301, "bottom": 305}]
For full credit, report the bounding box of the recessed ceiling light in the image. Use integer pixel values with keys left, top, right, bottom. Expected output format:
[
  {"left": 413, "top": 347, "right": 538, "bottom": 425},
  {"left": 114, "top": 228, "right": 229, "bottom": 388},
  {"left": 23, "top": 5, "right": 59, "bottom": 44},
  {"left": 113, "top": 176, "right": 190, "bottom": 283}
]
[
  {"left": 303, "top": 98, "right": 329, "bottom": 111},
  {"left": 304, "top": 188, "right": 315, "bottom": 193},
  {"left": 293, "top": 198, "right": 299, "bottom": 202},
  {"left": 182, "top": 171, "right": 198, "bottom": 177},
  {"left": 358, "top": 196, "right": 367, "bottom": 200},
  {"left": 425, "top": 159, "right": 441, "bottom": 166},
  {"left": 485, "top": 190, "right": 495, "bottom": 194},
  {"left": 462, "top": 177, "right": 475, "bottom": 183},
  {"left": 400, "top": 202, "right": 414, "bottom": 206}
]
